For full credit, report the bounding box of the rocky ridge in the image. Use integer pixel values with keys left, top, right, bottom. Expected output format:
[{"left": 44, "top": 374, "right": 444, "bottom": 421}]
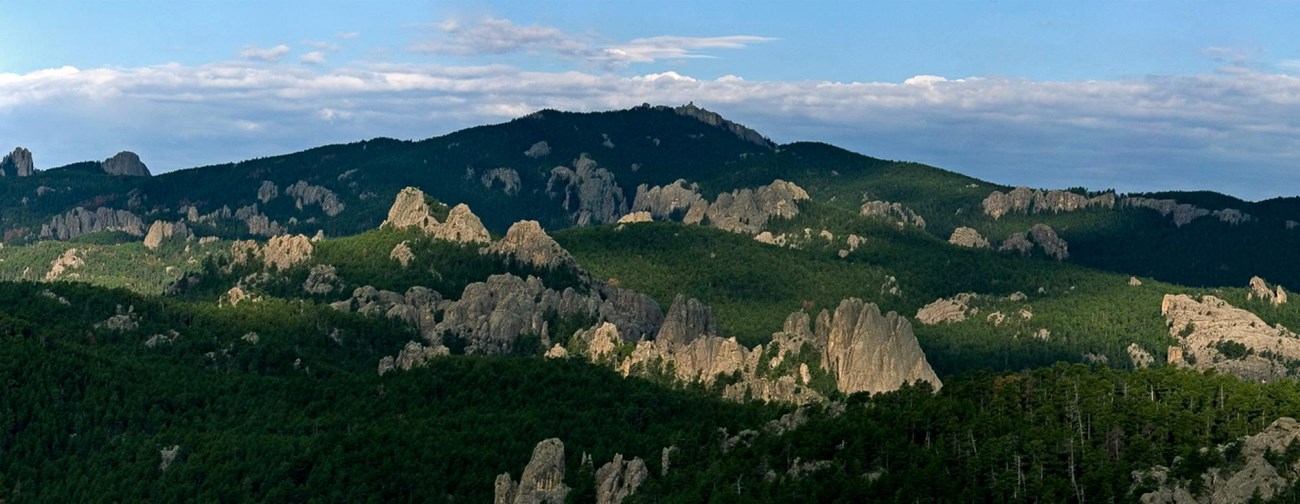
[
  {"left": 982, "top": 187, "right": 1115, "bottom": 219},
  {"left": 1248, "top": 276, "right": 1288, "bottom": 306},
  {"left": 665, "top": 102, "right": 774, "bottom": 148},
  {"left": 481, "top": 221, "right": 574, "bottom": 269},
  {"left": 481, "top": 168, "right": 522, "bottom": 196},
  {"left": 1122, "top": 197, "right": 1251, "bottom": 227}
]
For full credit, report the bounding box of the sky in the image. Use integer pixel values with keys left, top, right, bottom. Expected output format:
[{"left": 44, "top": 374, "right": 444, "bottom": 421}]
[{"left": 2, "top": 1, "right": 1299, "bottom": 200}]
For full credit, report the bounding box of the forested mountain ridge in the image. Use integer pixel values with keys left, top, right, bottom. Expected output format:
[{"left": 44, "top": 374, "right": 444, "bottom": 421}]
[
  {"left": 3, "top": 103, "right": 1297, "bottom": 288},
  {"left": 4, "top": 105, "right": 1300, "bottom": 502}
]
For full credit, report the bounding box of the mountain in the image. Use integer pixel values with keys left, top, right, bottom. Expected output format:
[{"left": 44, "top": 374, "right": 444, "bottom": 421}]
[{"left": 3, "top": 104, "right": 1300, "bottom": 501}]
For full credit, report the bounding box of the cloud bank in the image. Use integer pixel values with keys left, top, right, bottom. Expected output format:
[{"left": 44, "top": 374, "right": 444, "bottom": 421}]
[{"left": 2, "top": 17, "right": 1297, "bottom": 200}]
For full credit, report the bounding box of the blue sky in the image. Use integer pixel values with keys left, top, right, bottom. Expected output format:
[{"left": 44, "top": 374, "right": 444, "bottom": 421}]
[{"left": 3, "top": 0, "right": 1299, "bottom": 199}]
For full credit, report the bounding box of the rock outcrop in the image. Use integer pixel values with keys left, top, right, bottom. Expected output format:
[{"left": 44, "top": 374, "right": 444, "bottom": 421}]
[
  {"left": 382, "top": 187, "right": 490, "bottom": 244},
  {"left": 333, "top": 285, "right": 446, "bottom": 347},
  {"left": 495, "top": 438, "right": 570, "bottom": 504},
  {"left": 669, "top": 102, "right": 774, "bottom": 148},
  {"left": 101, "top": 151, "right": 151, "bottom": 176},
  {"left": 860, "top": 200, "right": 926, "bottom": 228},
  {"left": 1, "top": 147, "right": 34, "bottom": 177},
  {"left": 616, "top": 211, "right": 652, "bottom": 224},
  {"left": 257, "top": 180, "right": 278, "bottom": 203},
  {"left": 1029, "top": 224, "right": 1069, "bottom": 260},
  {"left": 630, "top": 179, "right": 707, "bottom": 221},
  {"left": 595, "top": 454, "right": 649, "bottom": 504},
  {"left": 1122, "top": 197, "right": 1251, "bottom": 227},
  {"left": 435, "top": 204, "right": 492, "bottom": 243},
  {"left": 481, "top": 221, "right": 574, "bottom": 269},
  {"left": 1161, "top": 294, "right": 1300, "bottom": 382},
  {"left": 302, "top": 264, "right": 339, "bottom": 294},
  {"left": 580, "top": 297, "right": 941, "bottom": 404},
  {"left": 45, "top": 248, "right": 85, "bottom": 281},
  {"left": 948, "top": 227, "right": 990, "bottom": 248},
  {"left": 916, "top": 293, "right": 978, "bottom": 325},
  {"left": 1128, "top": 343, "right": 1154, "bottom": 368},
  {"left": 524, "top": 141, "right": 551, "bottom": 159},
  {"left": 435, "top": 274, "right": 662, "bottom": 355},
  {"left": 285, "top": 180, "right": 344, "bottom": 216},
  {"left": 41, "top": 207, "right": 146, "bottom": 240},
  {"left": 705, "top": 180, "right": 809, "bottom": 234},
  {"left": 1136, "top": 417, "right": 1300, "bottom": 503},
  {"left": 230, "top": 235, "right": 314, "bottom": 271},
  {"left": 143, "top": 220, "right": 193, "bottom": 250},
  {"left": 377, "top": 341, "right": 449, "bottom": 376},
  {"left": 998, "top": 232, "right": 1033, "bottom": 256},
  {"left": 390, "top": 241, "right": 414, "bottom": 267},
  {"left": 546, "top": 153, "right": 627, "bottom": 226},
  {"left": 1248, "top": 276, "right": 1288, "bottom": 306},
  {"left": 630, "top": 179, "right": 808, "bottom": 234},
  {"left": 481, "top": 168, "right": 522, "bottom": 196},
  {"left": 982, "top": 187, "right": 1115, "bottom": 219}
]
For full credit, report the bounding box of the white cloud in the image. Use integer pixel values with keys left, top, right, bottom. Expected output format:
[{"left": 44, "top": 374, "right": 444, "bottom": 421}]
[
  {"left": 240, "top": 44, "right": 291, "bottom": 62},
  {"left": 598, "top": 35, "right": 775, "bottom": 65},
  {"left": 300, "top": 52, "right": 327, "bottom": 65},
  {"left": 337, "top": 32, "right": 360, "bottom": 40},
  {"left": 413, "top": 17, "right": 588, "bottom": 57},
  {"left": 412, "top": 17, "right": 773, "bottom": 66},
  {"left": 3, "top": 60, "right": 1300, "bottom": 199}
]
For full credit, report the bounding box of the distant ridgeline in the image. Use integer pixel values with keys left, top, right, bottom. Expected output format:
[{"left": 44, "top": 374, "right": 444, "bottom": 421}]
[{"left": 0, "top": 102, "right": 1296, "bottom": 287}]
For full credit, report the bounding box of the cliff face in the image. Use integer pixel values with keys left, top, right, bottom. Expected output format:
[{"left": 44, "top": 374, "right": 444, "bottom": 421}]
[
  {"left": 1, "top": 147, "right": 34, "bottom": 177},
  {"left": 1137, "top": 417, "right": 1300, "bottom": 504},
  {"left": 40, "top": 207, "right": 146, "bottom": 240}
]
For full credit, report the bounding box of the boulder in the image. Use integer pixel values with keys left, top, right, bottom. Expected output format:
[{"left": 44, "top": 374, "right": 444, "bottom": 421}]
[
  {"left": 101, "top": 151, "right": 151, "bottom": 176},
  {"left": 948, "top": 227, "right": 990, "bottom": 248}
]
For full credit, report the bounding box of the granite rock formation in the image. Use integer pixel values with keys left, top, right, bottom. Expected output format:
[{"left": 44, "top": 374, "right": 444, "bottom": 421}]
[
  {"left": 494, "top": 438, "right": 570, "bottom": 504},
  {"left": 669, "top": 102, "right": 774, "bottom": 148},
  {"left": 1, "top": 147, "right": 34, "bottom": 177},
  {"left": 948, "top": 227, "right": 990, "bottom": 248},
  {"left": 1161, "top": 294, "right": 1300, "bottom": 382},
  {"left": 629, "top": 179, "right": 808, "bottom": 234},
  {"left": 595, "top": 454, "right": 649, "bottom": 504},
  {"left": 915, "top": 293, "right": 978, "bottom": 325},
  {"left": 41, "top": 207, "right": 146, "bottom": 240},
  {"left": 860, "top": 200, "right": 926, "bottom": 229},
  {"left": 630, "top": 179, "right": 707, "bottom": 221},
  {"left": 981, "top": 187, "right": 1115, "bottom": 219},
  {"left": 1137, "top": 417, "right": 1300, "bottom": 503},
  {"left": 286, "top": 180, "right": 344, "bottom": 216},
  {"left": 143, "top": 220, "right": 193, "bottom": 250},
  {"left": 546, "top": 153, "right": 627, "bottom": 226},
  {"left": 1122, "top": 197, "right": 1251, "bottom": 227},
  {"left": 481, "top": 167, "right": 522, "bottom": 196},
  {"left": 481, "top": 221, "right": 574, "bottom": 269},
  {"left": 382, "top": 187, "right": 491, "bottom": 244},
  {"left": 257, "top": 180, "right": 278, "bottom": 203},
  {"left": 101, "top": 151, "right": 151, "bottom": 176},
  {"left": 1029, "top": 224, "right": 1069, "bottom": 260},
  {"left": 1248, "top": 276, "right": 1288, "bottom": 306}
]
